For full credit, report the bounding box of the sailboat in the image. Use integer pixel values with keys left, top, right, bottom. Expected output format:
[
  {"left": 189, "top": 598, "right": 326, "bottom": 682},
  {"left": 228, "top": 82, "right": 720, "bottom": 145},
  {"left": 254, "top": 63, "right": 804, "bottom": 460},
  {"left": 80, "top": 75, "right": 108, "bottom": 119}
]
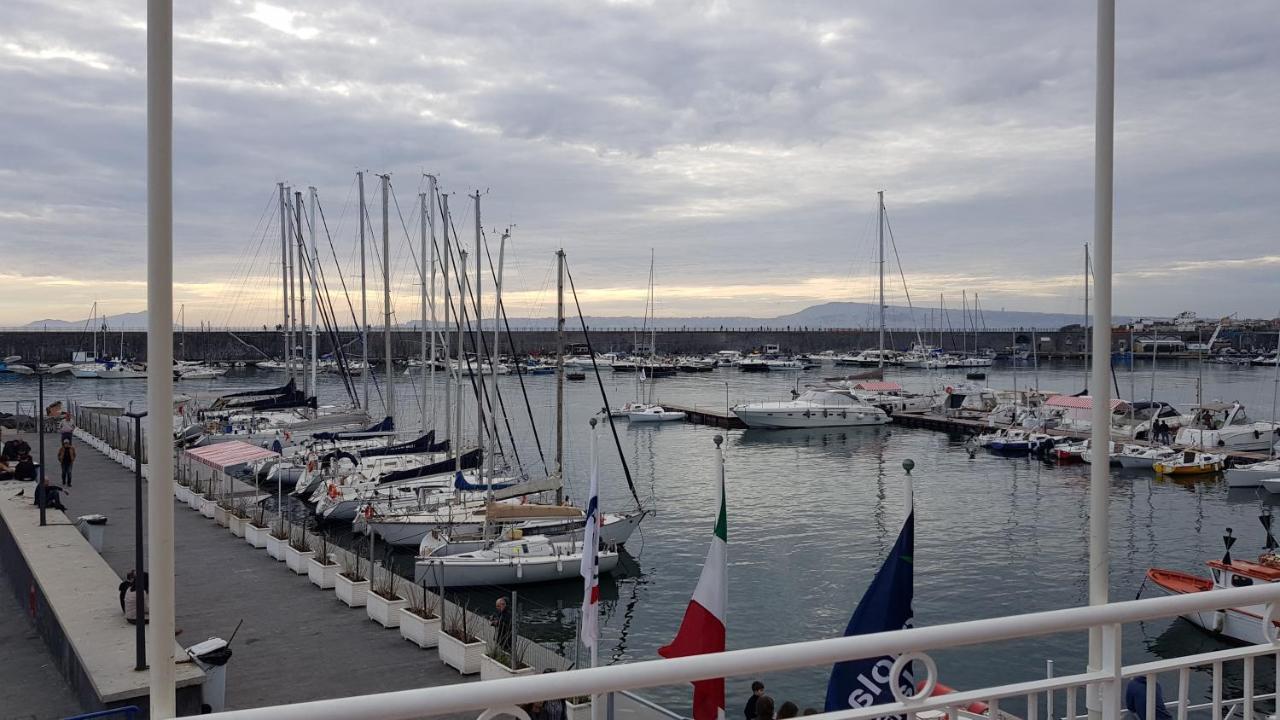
[{"left": 627, "top": 250, "right": 683, "bottom": 423}]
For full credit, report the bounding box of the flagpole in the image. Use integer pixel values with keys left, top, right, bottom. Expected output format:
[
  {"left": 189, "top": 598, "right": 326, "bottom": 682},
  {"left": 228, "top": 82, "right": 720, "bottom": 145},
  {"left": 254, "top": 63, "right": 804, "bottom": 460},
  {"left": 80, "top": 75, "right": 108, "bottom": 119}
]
[{"left": 588, "top": 418, "right": 602, "bottom": 720}]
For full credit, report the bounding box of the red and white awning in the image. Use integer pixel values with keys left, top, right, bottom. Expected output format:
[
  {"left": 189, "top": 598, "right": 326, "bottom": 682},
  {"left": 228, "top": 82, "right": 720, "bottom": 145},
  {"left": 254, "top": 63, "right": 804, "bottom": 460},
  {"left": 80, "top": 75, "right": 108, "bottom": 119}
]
[{"left": 184, "top": 441, "right": 279, "bottom": 471}]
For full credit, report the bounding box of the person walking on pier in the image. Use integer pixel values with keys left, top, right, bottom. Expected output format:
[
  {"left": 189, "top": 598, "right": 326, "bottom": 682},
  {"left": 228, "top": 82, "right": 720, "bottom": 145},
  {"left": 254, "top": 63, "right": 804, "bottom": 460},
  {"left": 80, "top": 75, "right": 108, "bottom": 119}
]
[
  {"left": 58, "top": 413, "right": 75, "bottom": 443},
  {"left": 57, "top": 439, "right": 76, "bottom": 487}
]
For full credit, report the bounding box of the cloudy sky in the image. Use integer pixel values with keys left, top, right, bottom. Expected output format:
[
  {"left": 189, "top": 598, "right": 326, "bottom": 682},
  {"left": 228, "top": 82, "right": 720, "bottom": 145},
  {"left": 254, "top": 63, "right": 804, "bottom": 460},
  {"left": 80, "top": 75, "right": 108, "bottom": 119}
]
[{"left": 2, "top": 0, "right": 1277, "bottom": 327}]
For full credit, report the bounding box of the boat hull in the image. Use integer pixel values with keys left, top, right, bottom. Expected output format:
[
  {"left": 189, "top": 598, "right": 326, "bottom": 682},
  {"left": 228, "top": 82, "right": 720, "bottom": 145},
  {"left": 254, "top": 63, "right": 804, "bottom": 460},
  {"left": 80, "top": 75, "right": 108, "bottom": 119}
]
[
  {"left": 372, "top": 510, "right": 646, "bottom": 549},
  {"left": 414, "top": 550, "right": 620, "bottom": 586},
  {"left": 1146, "top": 568, "right": 1274, "bottom": 645}
]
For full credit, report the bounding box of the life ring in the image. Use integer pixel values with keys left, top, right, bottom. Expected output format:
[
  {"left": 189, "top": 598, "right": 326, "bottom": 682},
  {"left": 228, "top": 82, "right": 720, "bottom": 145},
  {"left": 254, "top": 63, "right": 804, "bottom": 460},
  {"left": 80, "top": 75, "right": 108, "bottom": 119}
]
[
  {"left": 327, "top": 484, "right": 338, "bottom": 499},
  {"left": 362, "top": 504, "right": 374, "bottom": 520},
  {"left": 1255, "top": 430, "right": 1263, "bottom": 440},
  {"left": 945, "top": 386, "right": 954, "bottom": 394}
]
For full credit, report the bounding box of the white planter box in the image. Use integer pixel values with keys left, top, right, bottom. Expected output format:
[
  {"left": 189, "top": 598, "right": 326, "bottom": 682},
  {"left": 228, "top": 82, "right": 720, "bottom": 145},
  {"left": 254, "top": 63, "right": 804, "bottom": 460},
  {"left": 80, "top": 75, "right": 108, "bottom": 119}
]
[
  {"left": 308, "top": 559, "right": 338, "bottom": 589},
  {"left": 214, "top": 505, "right": 229, "bottom": 527},
  {"left": 285, "top": 547, "right": 314, "bottom": 574},
  {"left": 480, "top": 653, "right": 536, "bottom": 681},
  {"left": 437, "top": 630, "right": 484, "bottom": 675},
  {"left": 186, "top": 490, "right": 202, "bottom": 510},
  {"left": 265, "top": 534, "right": 288, "bottom": 561},
  {"left": 566, "top": 701, "right": 593, "bottom": 720},
  {"left": 398, "top": 609, "right": 441, "bottom": 648},
  {"left": 228, "top": 515, "right": 246, "bottom": 538},
  {"left": 366, "top": 592, "right": 408, "bottom": 628},
  {"left": 199, "top": 497, "right": 216, "bottom": 519},
  {"left": 174, "top": 485, "right": 191, "bottom": 504},
  {"left": 335, "top": 573, "right": 369, "bottom": 607},
  {"left": 245, "top": 524, "right": 269, "bottom": 549}
]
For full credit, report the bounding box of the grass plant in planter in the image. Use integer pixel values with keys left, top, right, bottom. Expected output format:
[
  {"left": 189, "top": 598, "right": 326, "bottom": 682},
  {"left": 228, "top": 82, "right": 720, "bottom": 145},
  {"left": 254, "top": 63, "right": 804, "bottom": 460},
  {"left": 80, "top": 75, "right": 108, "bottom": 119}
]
[
  {"left": 479, "top": 638, "right": 533, "bottom": 680},
  {"left": 335, "top": 545, "right": 369, "bottom": 607},
  {"left": 307, "top": 532, "right": 338, "bottom": 589},
  {"left": 265, "top": 518, "right": 289, "bottom": 561},
  {"left": 438, "top": 602, "right": 484, "bottom": 675},
  {"left": 284, "top": 525, "right": 313, "bottom": 575},
  {"left": 199, "top": 480, "right": 217, "bottom": 519},
  {"left": 366, "top": 558, "right": 407, "bottom": 628},
  {"left": 185, "top": 476, "right": 203, "bottom": 510},
  {"left": 228, "top": 498, "right": 249, "bottom": 538},
  {"left": 398, "top": 581, "right": 440, "bottom": 649},
  {"left": 214, "top": 496, "right": 232, "bottom": 527},
  {"left": 245, "top": 504, "right": 269, "bottom": 548},
  {"left": 564, "top": 697, "right": 593, "bottom": 720}
]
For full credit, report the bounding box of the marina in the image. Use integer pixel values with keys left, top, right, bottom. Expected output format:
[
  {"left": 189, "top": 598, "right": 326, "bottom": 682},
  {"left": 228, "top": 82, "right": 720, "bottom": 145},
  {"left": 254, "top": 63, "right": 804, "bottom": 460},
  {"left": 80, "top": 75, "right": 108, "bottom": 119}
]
[{"left": 4, "top": 1, "right": 1280, "bottom": 720}]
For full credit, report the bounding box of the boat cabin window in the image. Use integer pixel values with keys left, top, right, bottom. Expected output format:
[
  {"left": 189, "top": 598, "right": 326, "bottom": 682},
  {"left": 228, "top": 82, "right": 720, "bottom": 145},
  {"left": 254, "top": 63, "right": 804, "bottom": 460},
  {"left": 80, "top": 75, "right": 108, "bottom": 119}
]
[
  {"left": 1232, "top": 573, "right": 1253, "bottom": 587},
  {"left": 1212, "top": 568, "right": 1222, "bottom": 584}
]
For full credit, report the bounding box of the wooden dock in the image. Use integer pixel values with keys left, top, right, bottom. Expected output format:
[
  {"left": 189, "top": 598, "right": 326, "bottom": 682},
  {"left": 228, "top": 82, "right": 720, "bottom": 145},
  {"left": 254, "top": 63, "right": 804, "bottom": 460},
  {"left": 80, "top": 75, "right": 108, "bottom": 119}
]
[{"left": 665, "top": 407, "right": 1272, "bottom": 465}]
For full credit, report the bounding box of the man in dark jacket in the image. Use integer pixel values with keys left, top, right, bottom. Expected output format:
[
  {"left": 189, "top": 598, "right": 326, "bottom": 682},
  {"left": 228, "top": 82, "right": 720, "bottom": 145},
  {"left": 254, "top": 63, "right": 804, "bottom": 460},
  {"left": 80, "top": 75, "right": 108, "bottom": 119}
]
[
  {"left": 491, "top": 597, "right": 512, "bottom": 652},
  {"left": 1125, "top": 676, "right": 1172, "bottom": 720},
  {"left": 745, "top": 681, "right": 765, "bottom": 720}
]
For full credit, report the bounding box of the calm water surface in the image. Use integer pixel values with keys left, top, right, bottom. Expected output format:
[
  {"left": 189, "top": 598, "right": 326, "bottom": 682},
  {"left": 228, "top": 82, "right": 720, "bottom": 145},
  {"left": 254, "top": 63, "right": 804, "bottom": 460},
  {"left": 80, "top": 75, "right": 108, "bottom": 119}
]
[{"left": 4, "top": 358, "right": 1280, "bottom": 710}]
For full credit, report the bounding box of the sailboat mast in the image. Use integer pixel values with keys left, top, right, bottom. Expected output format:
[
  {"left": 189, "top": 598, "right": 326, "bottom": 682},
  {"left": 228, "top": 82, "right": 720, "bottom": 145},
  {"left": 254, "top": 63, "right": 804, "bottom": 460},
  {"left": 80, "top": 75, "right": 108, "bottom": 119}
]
[
  {"left": 295, "top": 190, "right": 306, "bottom": 394},
  {"left": 554, "top": 249, "right": 566, "bottom": 504},
  {"left": 877, "top": 190, "right": 885, "bottom": 369},
  {"left": 289, "top": 189, "right": 299, "bottom": 382},
  {"left": 421, "top": 179, "right": 435, "bottom": 434},
  {"left": 381, "top": 174, "right": 394, "bottom": 424},
  {"left": 278, "top": 183, "right": 289, "bottom": 369},
  {"left": 455, "top": 248, "right": 468, "bottom": 475},
  {"left": 1084, "top": 243, "right": 1090, "bottom": 368},
  {"left": 308, "top": 186, "right": 318, "bottom": 402},
  {"left": 358, "top": 171, "right": 369, "bottom": 411},
  {"left": 1271, "top": 329, "right": 1280, "bottom": 460},
  {"left": 442, "top": 195, "right": 453, "bottom": 445},
  {"left": 473, "top": 192, "right": 485, "bottom": 467},
  {"left": 488, "top": 228, "right": 507, "bottom": 496}
]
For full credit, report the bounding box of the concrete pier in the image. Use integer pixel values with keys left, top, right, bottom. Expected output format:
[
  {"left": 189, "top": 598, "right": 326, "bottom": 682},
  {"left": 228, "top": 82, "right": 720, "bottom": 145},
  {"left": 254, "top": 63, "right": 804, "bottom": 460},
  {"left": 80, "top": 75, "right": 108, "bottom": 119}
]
[{"left": 0, "top": 431, "right": 481, "bottom": 715}]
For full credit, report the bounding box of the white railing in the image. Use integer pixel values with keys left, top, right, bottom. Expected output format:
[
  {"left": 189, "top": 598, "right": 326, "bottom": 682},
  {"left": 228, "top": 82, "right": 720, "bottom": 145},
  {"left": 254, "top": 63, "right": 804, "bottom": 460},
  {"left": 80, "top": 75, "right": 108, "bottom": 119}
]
[{"left": 207, "top": 582, "right": 1280, "bottom": 720}]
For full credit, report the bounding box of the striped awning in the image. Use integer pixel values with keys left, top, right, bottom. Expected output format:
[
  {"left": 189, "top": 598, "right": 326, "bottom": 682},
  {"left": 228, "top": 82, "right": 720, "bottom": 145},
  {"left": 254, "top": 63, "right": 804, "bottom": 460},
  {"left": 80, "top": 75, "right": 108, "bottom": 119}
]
[
  {"left": 184, "top": 441, "right": 279, "bottom": 471},
  {"left": 1045, "top": 395, "right": 1127, "bottom": 411}
]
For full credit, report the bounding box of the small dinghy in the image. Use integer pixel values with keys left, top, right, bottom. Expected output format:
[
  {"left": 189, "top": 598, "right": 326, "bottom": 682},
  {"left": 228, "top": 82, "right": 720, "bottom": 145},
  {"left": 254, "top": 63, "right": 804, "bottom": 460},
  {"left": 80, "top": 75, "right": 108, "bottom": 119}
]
[
  {"left": 627, "top": 406, "right": 685, "bottom": 423},
  {"left": 1152, "top": 449, "right": 1225, "bottom": 476},
  {"left": 413, "top": 534, "right": 620, "bottom": 586}
]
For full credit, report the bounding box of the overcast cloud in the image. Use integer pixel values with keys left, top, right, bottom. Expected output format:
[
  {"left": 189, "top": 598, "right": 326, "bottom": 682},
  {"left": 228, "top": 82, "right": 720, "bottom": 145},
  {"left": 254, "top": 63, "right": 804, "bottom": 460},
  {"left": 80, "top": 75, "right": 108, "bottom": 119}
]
[{"left": 1, "top": 0, "right": 1277, "bottom": 326}]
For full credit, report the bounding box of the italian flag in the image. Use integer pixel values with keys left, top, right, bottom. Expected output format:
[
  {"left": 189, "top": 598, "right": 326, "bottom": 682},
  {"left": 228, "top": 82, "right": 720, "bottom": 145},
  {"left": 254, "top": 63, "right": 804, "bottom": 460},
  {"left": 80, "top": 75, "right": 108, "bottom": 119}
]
[{"left": 659, "top": 455, "right": 727, "bottom": 720}]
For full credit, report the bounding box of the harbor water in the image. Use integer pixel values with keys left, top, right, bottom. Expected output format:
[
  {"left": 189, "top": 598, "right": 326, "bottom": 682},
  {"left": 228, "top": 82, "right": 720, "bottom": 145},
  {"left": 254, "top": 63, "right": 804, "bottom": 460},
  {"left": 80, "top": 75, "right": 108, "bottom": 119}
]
[{"left": 3, "top": 358, "right": 1279, "bottom": 710}]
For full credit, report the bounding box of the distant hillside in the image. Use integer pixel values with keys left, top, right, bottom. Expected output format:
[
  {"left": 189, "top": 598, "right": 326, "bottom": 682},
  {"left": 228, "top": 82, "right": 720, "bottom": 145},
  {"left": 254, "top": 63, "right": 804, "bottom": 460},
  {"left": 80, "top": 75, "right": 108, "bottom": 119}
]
[{"left": 23, "top": 302, "right": 1127, "bottom": 331}]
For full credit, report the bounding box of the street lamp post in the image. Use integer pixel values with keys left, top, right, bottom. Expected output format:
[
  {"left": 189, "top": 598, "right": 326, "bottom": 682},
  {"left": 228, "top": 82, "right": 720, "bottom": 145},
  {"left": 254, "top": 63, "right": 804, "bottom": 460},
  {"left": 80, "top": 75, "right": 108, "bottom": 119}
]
[{"left": 124, "top": 408, "right": 149, "bottom": 671}]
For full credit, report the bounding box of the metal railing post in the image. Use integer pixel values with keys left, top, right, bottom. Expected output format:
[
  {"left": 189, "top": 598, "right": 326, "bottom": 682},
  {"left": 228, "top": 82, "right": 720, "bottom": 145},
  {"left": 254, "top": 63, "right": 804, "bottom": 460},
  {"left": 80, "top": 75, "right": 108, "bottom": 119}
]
[{"left": 1100, "top": 623, "right": 1122, "bottom": 720}]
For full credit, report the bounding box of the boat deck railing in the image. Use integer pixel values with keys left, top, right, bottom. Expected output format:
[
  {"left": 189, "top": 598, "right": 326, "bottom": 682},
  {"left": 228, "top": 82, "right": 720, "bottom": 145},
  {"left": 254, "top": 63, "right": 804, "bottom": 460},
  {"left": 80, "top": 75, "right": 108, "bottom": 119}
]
[{"left": 204, "top": 582, "right": 1280, "bottom": 720}]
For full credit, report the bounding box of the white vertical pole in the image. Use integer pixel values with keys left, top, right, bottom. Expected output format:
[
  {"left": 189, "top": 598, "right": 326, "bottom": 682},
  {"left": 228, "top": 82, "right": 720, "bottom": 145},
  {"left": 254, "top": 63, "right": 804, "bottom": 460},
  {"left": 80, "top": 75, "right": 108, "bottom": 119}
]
[
  {"left": 285, "top": 188, "right": 295, "bottom": 381},
  {"left": 555, "top": 250, "right": 565, "bottom": 503},
  {"left": 382, "top": 174, "right": 394, "bottom": 423},
  {"left": 878, "top": 190, "right": 885, "bottom": 370},
  {"left": 309, "top": 186, "right": 318, "bottom": 400},
  {"left": 146, "top": 0, "right": 176, "bottom": 714},
  {"left": 358, "top": 171, "right": 369, "bottom": 411},
  {"left": 456, "top": 248, "right": 467, "bottom": 474},
  {"left": 1087, "top": 1, "right": 1115, "bottom": 718}
]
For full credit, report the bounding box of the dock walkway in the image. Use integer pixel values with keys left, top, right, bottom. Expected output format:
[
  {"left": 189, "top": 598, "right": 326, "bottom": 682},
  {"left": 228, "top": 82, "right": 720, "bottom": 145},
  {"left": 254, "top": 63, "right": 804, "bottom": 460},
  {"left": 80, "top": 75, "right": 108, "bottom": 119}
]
[{"left": 6, "top": 431, "right": 478, "bottom": 714}]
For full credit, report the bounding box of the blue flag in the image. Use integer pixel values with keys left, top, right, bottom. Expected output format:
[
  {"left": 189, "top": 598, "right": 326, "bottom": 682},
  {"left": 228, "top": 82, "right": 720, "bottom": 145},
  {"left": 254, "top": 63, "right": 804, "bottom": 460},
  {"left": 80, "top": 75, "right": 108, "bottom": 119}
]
[{"left": 824, "top": 511, "right": 915, "bottom": 713}]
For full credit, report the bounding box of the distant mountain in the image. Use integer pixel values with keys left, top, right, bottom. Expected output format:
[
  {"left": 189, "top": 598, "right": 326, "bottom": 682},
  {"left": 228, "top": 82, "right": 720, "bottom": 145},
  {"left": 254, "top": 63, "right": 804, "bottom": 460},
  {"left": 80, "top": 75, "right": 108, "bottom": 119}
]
[
  {"left": 21, "top": 302, "right": 1126, "bottom": 332},
  {"left": 23, "top": 311, "right": 150, "bottom": 330}
]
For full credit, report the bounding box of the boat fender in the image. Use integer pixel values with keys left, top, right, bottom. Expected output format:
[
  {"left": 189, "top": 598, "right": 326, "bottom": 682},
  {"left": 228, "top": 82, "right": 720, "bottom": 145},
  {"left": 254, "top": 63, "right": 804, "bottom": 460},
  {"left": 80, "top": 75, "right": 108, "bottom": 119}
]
[
  {"left": 557, "top": 558, "right": 563, "bottom": 572},
  {"left": 1255, "top": 430, "right": 1262, "bottom": 440},
  {"left": 328, "top": 484, "right": 338, "bottom": 499},
  {"left": 1211, "top": 610, "right": 1226, "bottom": 634},
  {"left": 1219, "top": 440, "right": 1226, "bottom": 447},
  {"left": 517, "top": 563, "right": 523, "bottom": 580}
]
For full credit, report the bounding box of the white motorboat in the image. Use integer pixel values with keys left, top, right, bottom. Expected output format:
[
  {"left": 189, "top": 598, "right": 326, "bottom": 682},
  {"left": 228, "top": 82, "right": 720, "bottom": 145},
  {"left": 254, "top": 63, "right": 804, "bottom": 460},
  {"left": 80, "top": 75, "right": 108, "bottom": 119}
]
[
  {"left": 1112, "top": 444, "right": 1177, "bottom": 470},
  {"left": 1148, "top": 542, "right": 1280, "bottom": 645},
  {"left": 732, "top": 389, "right": 889, "bottom": 429},
  {"left": 1260, "top": 478, "right": 1280, "bottom": 495},
  {"left": 97, "top": 363, "right": 147, "bottom": 379},
  {"left": 627, "top": 406, "right": 685, "bottom": 423},
  {"left": 1226, "top": 459, "right": 1280, "bottom": 489},
  {"left": 1175, "top": 402, "right": 1280, "bottom": 452},
  {"left": 843, "top": 381, "right": 935, "bottom": 414},
  {"left": 176, "top": 365, "right": 227, "bottom": 380},
  {"left": 413, "top": 534, "right": 619, "bottom": 586},
  {"left": 764, "top": 358, "right": 807, "bottom": 371},
  {"left": 70, "top": 363, "right": 105, "bottom": 378}
]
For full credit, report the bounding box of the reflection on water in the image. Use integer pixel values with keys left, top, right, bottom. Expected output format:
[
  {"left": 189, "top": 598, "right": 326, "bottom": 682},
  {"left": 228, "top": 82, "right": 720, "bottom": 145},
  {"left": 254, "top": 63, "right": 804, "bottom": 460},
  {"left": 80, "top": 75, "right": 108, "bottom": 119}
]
[{"left": 5, "top": 359, "right": 1280, "bottom": 709}]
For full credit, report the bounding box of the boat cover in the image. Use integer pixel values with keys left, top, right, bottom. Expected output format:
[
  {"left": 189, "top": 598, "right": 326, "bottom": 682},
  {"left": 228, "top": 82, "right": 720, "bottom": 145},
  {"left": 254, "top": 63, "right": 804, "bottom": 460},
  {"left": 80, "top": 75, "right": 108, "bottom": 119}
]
[
  {"left": 377, "top": 447, "right": 482, "bottom": 484},
  {"left": 312, "top": 416, "right": 395, "bottom": 440},
  {"left": 452, "top": 471, "right": 519, "bottom": 492},
  {"left": 185, "top": 441, "right": 279, "bottom": 471},
  {"left": 485, "top": 502, "right": 584, "bottom": 520}
]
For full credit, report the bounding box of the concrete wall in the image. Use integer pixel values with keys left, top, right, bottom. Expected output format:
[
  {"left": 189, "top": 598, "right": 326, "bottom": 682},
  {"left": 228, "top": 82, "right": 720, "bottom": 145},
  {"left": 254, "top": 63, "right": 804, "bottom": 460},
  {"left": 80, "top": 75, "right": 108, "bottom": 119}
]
[{"left": 2, "top": 328, "right": 1276, "bottom": 363}]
